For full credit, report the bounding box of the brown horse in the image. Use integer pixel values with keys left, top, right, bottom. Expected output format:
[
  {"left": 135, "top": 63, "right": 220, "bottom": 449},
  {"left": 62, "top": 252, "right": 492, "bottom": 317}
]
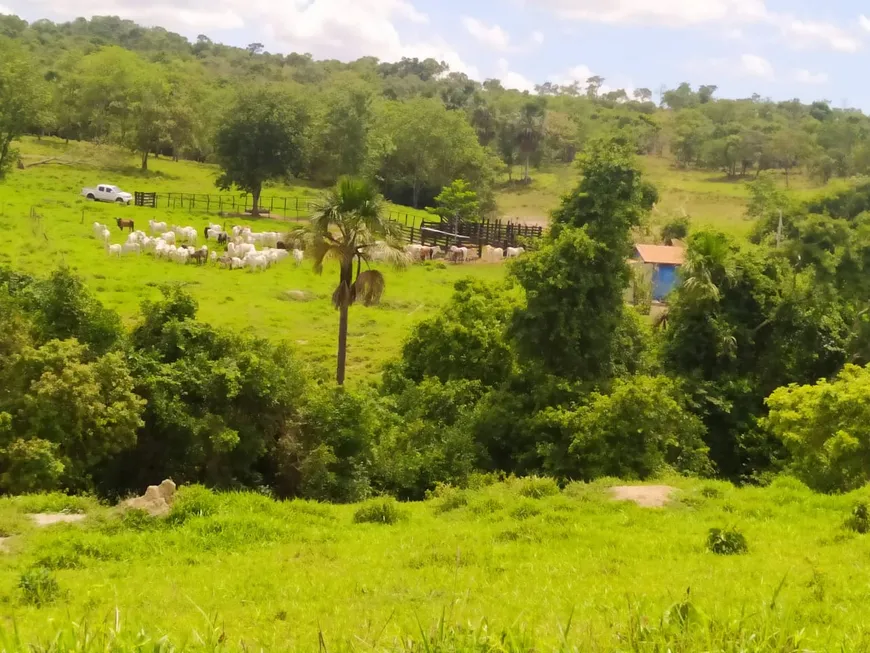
[{"left": 116, "top": 217, "right": 135, "bottom": 233}]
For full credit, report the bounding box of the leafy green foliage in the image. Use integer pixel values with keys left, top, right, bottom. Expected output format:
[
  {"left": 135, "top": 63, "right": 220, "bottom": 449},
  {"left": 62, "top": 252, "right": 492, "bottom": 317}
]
[
  {"left": 0, "top": 37, "right": 49, "bottom": 181},
  {"left": 845, "top": 502, "right": 870, "bottom": 534},
  {"left": 706, "top": 527, "right": 748, "bottom": 555},
  {"left": 0, "top": 338, "right": 144, "bottom": 493},
  {"left": 426, "top": 179, "right": 480, "bottom": 223},
  {"left": 515, "top": 476, "right": 560, "bottom": 499},
  {"left": 661, "top": 216, "right": 690, "bottom": 245},
  {"left": 565, "top": 376, "right": 711, "bottom": 480},
  {"left": 765, "top": 365, "right": 870, "bottom": 493},
  {"left": 353, "top": 497, "right": 405, "bottom": 524},
  {"left": 215, "top": 87, "right": 309, "bottom": 214},
  {"left": 394, "top": 278, "right": 519, "bottom": 387},
  {"left": 19, "top": 567, "right": 60, "bottom": 606}
]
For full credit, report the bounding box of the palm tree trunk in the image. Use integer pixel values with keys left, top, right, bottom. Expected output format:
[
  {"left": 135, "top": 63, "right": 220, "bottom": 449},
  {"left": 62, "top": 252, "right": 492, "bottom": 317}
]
[
  {"left": 336, "top": 261, "right": 354, "bottom": 385},
  {"left": 336, "top": 301, "right": 349, "bottom": 386}
]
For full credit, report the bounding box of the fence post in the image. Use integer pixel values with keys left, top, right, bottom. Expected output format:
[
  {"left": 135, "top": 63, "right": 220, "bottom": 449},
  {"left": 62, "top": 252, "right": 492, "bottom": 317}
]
[
  {"left": 284, "top": 198, "right": 287, "bottom": 217},
  {"left": 409, "top": 227, "right": 415, "bottom": 243},
  {"left": 270, "top": 197, "right": 274, "bottom": 214},
  {"left": 296, "top": 198, "right": 299, "bottom": 213},
  {"left": 207, "top": 196, "right": 210, "bottom": 212}
]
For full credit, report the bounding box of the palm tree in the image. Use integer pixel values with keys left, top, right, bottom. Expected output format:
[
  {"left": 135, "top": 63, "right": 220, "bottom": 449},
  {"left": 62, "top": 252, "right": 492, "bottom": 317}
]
[
  {"left": 681, "top": 231, "right": 737, "bottom": 302},
  {"left": 306, "top": 177, "right": 407, "bottom": 385},
  {"left": 516, "top": 100, "right": 545, "bottom": 182}
]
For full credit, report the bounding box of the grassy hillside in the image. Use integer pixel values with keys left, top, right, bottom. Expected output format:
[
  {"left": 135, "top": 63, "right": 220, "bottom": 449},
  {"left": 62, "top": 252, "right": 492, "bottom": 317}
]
[
  {"left": 496, "top": 157, "right": 835, "bottom": 238},
  {"left": 1, "top": 477, "right": 870, "bottom": 650},
  {"left": 2, "top": 137, "right": 504, "bottom": 381}
]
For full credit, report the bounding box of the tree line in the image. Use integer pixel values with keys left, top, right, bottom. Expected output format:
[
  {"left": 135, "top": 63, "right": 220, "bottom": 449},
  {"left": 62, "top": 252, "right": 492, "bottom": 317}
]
[{"left": 4, "top": 15, "right": 870, "bottom": 213}]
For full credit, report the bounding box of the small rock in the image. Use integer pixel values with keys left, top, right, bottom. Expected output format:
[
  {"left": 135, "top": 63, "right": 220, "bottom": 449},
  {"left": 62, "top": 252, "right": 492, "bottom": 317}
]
[{"left": 123, "top": 479, "right": 177, "bottom": 517}]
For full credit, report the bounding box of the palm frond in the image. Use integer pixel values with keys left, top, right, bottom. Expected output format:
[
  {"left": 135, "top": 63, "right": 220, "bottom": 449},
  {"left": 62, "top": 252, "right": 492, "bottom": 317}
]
[{"left": 352, "top": 270, "right": 386, "bottom": 307}]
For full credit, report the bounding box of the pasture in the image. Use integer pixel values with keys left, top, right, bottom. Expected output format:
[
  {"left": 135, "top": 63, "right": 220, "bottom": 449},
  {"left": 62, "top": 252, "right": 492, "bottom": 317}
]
[
  {"left": 3, "top": 138, "right": 505, "bottom": 380},
  {"left": 2, "top": 477, "right": 870, "bottom": 650},
  {"left": 496, "top": 156, "right": 834, "bottom": 238}
]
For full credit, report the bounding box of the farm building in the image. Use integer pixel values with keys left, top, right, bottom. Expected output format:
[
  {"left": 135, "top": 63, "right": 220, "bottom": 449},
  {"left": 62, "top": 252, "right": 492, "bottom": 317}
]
[{"left": 631, "top": 244, "right": 685, "bottom": 301}]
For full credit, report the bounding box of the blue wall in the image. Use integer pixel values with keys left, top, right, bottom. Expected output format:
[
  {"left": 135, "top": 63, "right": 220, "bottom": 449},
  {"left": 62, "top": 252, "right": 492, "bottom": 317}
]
[{"left": 652, "top": 264, "right": 679, "bottom": 301}]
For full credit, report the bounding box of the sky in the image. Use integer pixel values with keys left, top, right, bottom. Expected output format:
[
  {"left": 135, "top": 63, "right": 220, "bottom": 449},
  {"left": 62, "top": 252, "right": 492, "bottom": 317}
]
[{"left": 2, "top": 0, "right": 870, "bottom": 109}]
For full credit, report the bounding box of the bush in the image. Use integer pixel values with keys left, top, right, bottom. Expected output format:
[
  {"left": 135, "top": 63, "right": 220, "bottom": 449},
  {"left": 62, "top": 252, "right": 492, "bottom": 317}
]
[
  {"left": 845, "top": 502, "right": 870, "bottom": 534},
  {"left": 567, "top": 375, "right": 712, "bottom": 480},
  {"left": 428, "top": 484, "right": 468, "bottom": 514},
  {"left": 168, "top": 485, "right": 220, "bottom": 524},
  {"left": 510, "top": 500, "right": 542, "bottom": 520},
  {"left": 19, "top": 567, "right": 60, "bottom": 606},
  {"left": 765, "top": 365, "right": 870, "bottom": 493},
  {"left": 353, "top": 498, "right": 405, "bottom": 525},
  {"left": 706, "top": 527, "right": 748, "bottom": 555},
  {"left": 515, "top": 476, "right": 560, "bottom": 499},
  {"left": 661, "top": 216, "right": 690, "bottom": 245}
]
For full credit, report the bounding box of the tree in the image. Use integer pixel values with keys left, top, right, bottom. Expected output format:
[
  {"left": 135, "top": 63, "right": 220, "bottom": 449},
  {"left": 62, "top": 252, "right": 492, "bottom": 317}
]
[
  {"left": 585, "top": 76, "right": 604, "bottom": 99},
  {"left": 214, "top": 87, "right": 309, "bottom": 216},
  {"left": 0, "top": 38, "right": 49, "bottom": 181},
  {"left": 309, "top": 74, "right": 377, "bottom": 182},
  {"left": 661, "top": 216, "right": 690, "bottom": 245},
  {"left": 246, "top": 42, "right": 264, "bottom": 55},
  {"left": 698, "top": 85, "right": 718, "bottom": 104},
  {"left": 308, "top": 178, "right": 407, "bottom": 385},
  {"left": 765, "top": 364, "right": 870, "bottom": 493},
  {"left": 633, "top": 88, "right": 653, "bottom": 103},
  {"left": 0, "top": 339, "right": 144, "bottom": 492},
  {"left": 562, "top": 375, "right": 711, "bottom": 480},
  {"left": 426, "top": 179, "right": 480, "bottom": 228},
  {"left": 511, "top": 140, "right": 656, "bottom": 380},
  {"left": 377, "top": 97, "right": 496, "bottom": 208},
  {"left": 516, "top": 99, "right": 546, "bottom": 181}
]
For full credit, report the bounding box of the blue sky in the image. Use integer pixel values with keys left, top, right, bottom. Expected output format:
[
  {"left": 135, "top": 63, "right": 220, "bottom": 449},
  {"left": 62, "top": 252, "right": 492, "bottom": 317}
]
[{"left": 2, "top": 0, "right": 869, "bottom": 108}]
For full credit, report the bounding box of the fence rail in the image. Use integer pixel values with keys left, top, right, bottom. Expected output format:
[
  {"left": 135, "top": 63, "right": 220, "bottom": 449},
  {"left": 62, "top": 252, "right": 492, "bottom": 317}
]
[
  {"left": 135, "top": 191, "right": 544, "bottom": 248},
  {"left": 148, "top": 192, "right": 423, "bottom": 226}
]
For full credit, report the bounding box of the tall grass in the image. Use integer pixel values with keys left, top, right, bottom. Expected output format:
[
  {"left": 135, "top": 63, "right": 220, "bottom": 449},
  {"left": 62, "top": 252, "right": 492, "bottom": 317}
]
[{"left": 2, "top": 478, "right": 870, "bottom": 650}]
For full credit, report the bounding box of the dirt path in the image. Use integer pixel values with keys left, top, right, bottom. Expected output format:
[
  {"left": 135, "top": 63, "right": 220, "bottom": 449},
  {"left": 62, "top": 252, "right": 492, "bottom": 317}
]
[
  {"left": 609, "top": 485, "right": 676, "bottom": 508},
  {"left": 29, "top": 513, "right": 87, "bottom": 527}
]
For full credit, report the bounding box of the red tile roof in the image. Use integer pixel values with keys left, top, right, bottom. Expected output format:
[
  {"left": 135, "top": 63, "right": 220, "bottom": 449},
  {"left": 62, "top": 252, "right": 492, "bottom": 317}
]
[{"left": 634, "top": 244, "right": 685, "bottom": 266}]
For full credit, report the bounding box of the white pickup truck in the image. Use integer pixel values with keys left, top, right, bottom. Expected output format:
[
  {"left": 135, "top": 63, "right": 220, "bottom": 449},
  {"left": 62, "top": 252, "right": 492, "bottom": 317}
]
[{"left": 81, "top": 184, "right": 133, "bottom": 205}]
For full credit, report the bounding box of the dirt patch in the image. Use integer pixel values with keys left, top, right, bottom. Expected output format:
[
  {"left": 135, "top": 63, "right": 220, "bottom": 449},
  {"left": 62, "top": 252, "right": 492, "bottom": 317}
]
[
  {"left": 122, "top": 479, "right": 176, "bottom": 517},
  {"left": 30, "top": 513, "right": 87, "bottom": 527},
  {"left": 0, "top": 537, "right": 8, "bottom": 552},
  {"left": 609, "top": 485, "right": 676, "bottom": 508}
]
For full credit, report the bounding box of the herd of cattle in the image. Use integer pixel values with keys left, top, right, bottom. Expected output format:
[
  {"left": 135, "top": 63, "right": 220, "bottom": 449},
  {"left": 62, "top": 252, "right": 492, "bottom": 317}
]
[
  {"left": 92, "top": 218, "right": 525, "bottom": 272},
  {"left": 93, "top": 219, "right": 303, "bottom": 271}
]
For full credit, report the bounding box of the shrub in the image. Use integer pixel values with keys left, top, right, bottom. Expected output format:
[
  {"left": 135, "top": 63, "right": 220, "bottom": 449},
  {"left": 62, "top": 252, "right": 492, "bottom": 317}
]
[
  {"left": 19, "top": 567, "right": 60, "bottom": 606},
  {"left": 353, "top": 498, "right": 405, "bottom": 525},
  {"left": 516, "top": 476, "right": 560, "bottom": 499},
  {"left": 845, "top": 502, "right": 870, "bottom": 534},
  {"left": 567, "top": 375, "right": 712, "bottom": 480},
  {"left": 168, "top": 485, "right": 220, "bottom": 524},
  {"left": 428, "top": 484, "right": 468, "bottom": 514},
  {"left": 661, "top": 216, "right": 690, "bottom": 245},
  {"left": 510, "top": 500, "right": 542, "bottom": 520},
  {"left": 765, "top": 365, "right": 870, "bottom": 493},
  {"left": 706, "top": 527, "right": 748, "bottom": 555},
  {"left": 700, "top": 485, "right": 723, "bottom": 499}
]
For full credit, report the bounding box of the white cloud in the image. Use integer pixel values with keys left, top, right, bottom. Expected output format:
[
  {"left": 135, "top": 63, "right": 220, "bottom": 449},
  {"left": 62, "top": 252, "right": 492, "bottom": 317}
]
[
  {"left": 462, "top": 16, "right": 511, "bottom": 51},
  {"left": 497, "top": 58, "right": 535, "bottom": 93},
  {"left": 0, "top": 4, "right": 11, "bottom": 14},
  {"left": 739, "top": 53, "right": 774, "bottom": 78},
  {"left": 860, "top": 15, "right": 870, "bottom": 32},
  {"left": 526, "top": 0, "right": 767, "bottom": 27},
  {"left": 551, "top": 64, "right": 595, "bottom": 87},
  {"left": 531, "top": 1, "right": 863, "bottom": 53},
  {"left": 531, "top": 30, "right": 545, "bottom": 44},
  {"left": 793, "top": 68, "right": 828, "bottom": 84},
  {"left": 724, "top": 28, "right": 743, "bottom": 39},
  {"left": 16, "top": 0, "right": 469, "bottom": 70},
  {"left": 778, "top": 17, "right": 861, "bottom": 52}
]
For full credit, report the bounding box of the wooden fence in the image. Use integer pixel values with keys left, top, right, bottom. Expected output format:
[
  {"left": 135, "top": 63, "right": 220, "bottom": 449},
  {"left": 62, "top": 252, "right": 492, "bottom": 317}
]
[
  {"left": 134, "top": 191, "right": 544, "bottom": 248},
  {"left": 134, "top": 192, "right": 157, "bottom": 208},
  {"left": 141, "top": 192, "right": 423, "bottom": 226},
  {"left": 414, "top": 218, "right": 543, "bottom": 254}
]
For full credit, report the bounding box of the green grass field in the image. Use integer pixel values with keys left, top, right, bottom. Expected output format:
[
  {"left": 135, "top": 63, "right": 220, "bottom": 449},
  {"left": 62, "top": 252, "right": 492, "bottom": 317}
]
[
  {"left": 495, "top": 157, "right": 835, "bottom": 239},
  {"left": 3, "top": 138, "right": 503, "bottom": 381},
  {"left": 2, "top": 477, "right": 870, "bottom": 650}
]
